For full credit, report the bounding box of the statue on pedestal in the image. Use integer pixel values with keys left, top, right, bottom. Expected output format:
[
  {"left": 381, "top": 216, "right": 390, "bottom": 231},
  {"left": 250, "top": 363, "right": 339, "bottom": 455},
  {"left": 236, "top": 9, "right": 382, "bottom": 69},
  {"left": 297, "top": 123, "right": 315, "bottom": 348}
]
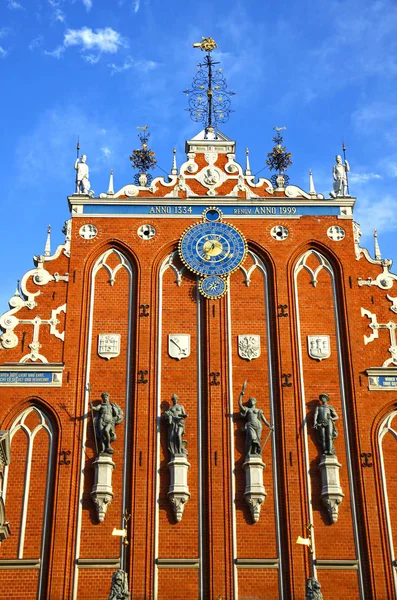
[
  {"left": 330, "top": 154, "right": 350, "bottom": 198},
  {"left": 313, "top": 393, "right": 339, "bottom": 455},
  {"left": 306, "top": 577, "right": 323, "bottom": 600},
  {"left": 238, "top": 380, "right": 273, "bottom": 458},
  {"left": 74, "top": 154, "right": 92, "bottom": 195},
  {"left": 163, "top": 394, "right": 188, "bottom": 456},
  {"left": 90, "top": 392, "right": 123, "bottom": 455}
]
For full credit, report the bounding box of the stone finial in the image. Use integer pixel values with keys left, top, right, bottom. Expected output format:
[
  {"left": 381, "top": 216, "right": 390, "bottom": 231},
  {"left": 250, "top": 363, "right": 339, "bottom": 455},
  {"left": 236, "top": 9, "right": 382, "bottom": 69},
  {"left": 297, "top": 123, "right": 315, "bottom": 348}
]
[
  {"left": 374, "top": 229, "right": 382, "bottom": 261},
  {"left": 44, "top": 225, "right": 51, "bottom": 257},
  {"left": 171, "top": 147, "right": 178, "bottom": 175},
  {"left": 107, "top": 169, "right": 114, "bottom": 195},
  {"left": 245, "top": 148, "right": 251, "bottom": 176},
  {"left": 309, "top": 169, "right": 316, "bottom": 196}
]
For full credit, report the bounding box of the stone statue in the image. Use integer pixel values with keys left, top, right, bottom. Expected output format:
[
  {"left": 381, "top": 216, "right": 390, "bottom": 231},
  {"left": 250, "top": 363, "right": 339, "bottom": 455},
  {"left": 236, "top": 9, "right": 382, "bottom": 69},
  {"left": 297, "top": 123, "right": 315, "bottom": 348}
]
[
  {"left": 306, "top": 577, "right": 323, "bottom": 600},
  {"left": 90, "top": 392, "right": 123, "bottom": 455},
  {"left": 204, "top": 167, "right": 220, "bottom": 186},
  {"left": 108, "top": 569, "right": 130, "bottom": 600},
  {"left": 313, "top": 394, "right": 339, "bottom": 455},
  {"left": 238, "top": 381, "right": 273, "bottom": 458},
  {"left": 330, "top": 154, "right": 350, "bottom": 198},
  {"left": 163, "top": 394, "right": 188, "bottom": 456},
  {"left": 74, "top": 154, "right": 92, "bottom": 195}
]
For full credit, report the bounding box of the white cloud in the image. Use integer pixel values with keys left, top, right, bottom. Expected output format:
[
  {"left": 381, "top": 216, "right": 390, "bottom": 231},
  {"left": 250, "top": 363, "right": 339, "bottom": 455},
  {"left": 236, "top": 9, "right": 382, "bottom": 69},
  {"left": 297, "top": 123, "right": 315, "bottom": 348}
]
[
  {"left": 44, "top": 45, "right": 65, "bottom": 59},
  {"left": 64, "top": 27, "right": 125, "bottom": 53},
  {"left": 6, "top": 0, "right": 22, "bottom": 9},
  {"left": 0, "top": 46, "right": 7, "bottom": 58},
  {"left": 82, "top": 0, "right": 92, "bottom": 10},
  {"left": 29, "top": 36, "right": 44, "bottom": 51},
  {"left": 48, "top": 0, "right": 66, "bottom": 23},
  {"left": 133, "top": 0, "right": 139, "bottom": 13},
  {"left": 355, "top": 194, "right": 397, "bottom": 236},
  {"left": 109, "top": 55, "right": 157, "bottom": 75},
  {"left": 349, "top": 173, "right": 382, "bottom": 184},
  {"left": 101, "top": 146, "right": 111, "bottom": 157}
]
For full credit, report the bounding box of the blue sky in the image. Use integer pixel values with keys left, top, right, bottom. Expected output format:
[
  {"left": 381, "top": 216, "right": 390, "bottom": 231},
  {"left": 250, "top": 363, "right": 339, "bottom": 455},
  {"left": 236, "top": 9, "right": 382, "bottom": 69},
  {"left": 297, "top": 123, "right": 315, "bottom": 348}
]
[{"left": 1, "top": 0, "right": 397, "bottom": 311}]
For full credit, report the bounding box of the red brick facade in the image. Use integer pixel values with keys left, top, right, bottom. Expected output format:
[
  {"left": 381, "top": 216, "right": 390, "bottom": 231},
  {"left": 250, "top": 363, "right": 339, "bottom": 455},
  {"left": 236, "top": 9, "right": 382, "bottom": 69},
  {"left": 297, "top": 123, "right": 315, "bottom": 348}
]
[{"left": 1, "top": 132, "right": 397, "bottom": 599}]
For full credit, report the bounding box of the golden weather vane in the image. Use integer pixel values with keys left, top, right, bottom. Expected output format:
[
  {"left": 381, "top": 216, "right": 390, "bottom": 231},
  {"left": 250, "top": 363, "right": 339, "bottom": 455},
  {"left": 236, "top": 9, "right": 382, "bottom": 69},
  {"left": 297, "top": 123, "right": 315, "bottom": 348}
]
[{"left": 193, "top": 37, "right": 218, "bottom": 52}]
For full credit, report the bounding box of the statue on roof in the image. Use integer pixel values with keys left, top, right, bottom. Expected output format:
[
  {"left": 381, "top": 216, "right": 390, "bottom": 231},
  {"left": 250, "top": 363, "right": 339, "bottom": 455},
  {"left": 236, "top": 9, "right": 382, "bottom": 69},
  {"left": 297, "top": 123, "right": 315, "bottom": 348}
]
[
  {"left": 330, "top": 152, "right": 350, "bottom": 198},
  {"left": 74, "top": 154, "right": 93, "bottom": 196}
]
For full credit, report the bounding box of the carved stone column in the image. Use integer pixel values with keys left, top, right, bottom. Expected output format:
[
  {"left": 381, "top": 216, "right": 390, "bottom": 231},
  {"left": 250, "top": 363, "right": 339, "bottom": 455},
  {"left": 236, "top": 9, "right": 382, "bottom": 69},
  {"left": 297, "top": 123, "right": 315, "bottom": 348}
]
[
  {"left": 167, "top": 455, "right": 191, "bottom": 522},
  {"left": 91, "top": 454, "right": 115, "bottom": 523},
  {"left": 318, "top": 454, "right": 344, "bottom": 523},
  {"left": 243, "top": 455, "right": 267, "bottom": 523}
]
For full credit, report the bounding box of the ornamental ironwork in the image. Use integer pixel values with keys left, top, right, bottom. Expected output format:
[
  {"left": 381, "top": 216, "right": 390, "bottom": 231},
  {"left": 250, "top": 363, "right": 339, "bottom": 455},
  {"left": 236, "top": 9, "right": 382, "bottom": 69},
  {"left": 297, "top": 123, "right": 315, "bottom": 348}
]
[
  {"left": 184, "top": 37, "right": 235, "bottom": 137},
  {"left": 129, "top": 125, "right": 157, "bottom": 186},
  {"left": 266, "top": 127, "right": 293, "bottom": 188}
]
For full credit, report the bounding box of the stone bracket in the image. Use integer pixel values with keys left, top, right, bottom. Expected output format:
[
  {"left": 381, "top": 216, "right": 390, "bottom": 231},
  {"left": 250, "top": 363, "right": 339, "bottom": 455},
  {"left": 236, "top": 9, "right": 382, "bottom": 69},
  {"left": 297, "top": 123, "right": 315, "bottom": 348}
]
[
  {"left": 318, "top": 454, "right": 344, "bottom": 524},
  {"left": 91, "top": 454, "right": 115, "bottom": 523},
  {"left": 243, "top": 456, "right": 267, "bottom": 523},
  {"left": 167, "top": 455, "right": 190, "bottom": 522}
]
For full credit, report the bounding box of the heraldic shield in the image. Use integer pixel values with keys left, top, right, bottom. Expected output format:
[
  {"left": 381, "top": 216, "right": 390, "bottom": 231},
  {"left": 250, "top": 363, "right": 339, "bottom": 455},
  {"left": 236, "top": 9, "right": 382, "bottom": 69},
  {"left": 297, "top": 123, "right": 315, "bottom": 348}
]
[
  {"left": 168, "top": 334, "right": 191, "bottom": 360},
  {"left": 238, "top": 335, "right": 261, "bottom": 361},
  {"left": 307, "top": 335, "right": 331, "bottom": 361}
]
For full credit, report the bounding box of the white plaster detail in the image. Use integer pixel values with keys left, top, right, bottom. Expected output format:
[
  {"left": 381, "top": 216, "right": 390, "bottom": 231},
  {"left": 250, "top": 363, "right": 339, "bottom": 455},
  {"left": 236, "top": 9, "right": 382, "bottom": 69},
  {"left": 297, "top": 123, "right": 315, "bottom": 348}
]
[
  {"left": 295, "top": 250, "right": 332, "bottom": 288},
  {"left": 94, "top": 249, "right": 130, "bottom": 286},
  {"left": 98, "top": 334, "right": 121, "bottom": 360},
  {"left": 62, "top": 219, "right": 72, "bottom": 258},
  {"left": 238, "top": 335, "right": 260, "bottom": 361},
  {"left": 168, "top": 334, "right": 190, "bottom": 360},
  {"left": 91, "top": 454, "right": 115, "bottom": 523},
  {"left": 53, "top": 272, "right": 69, "bottom": 283},
  {"left": 195, "top": 165, "right": 226, "bottom": 196},
  {"left": 327, "top": 226, "right": 345, "bottom": 241},
  {"left": 167, "top": 455, "right": 191, "bottom": 522},
  {"left": 358, "top": 262, "right": 397, "bottom": 290},
  {"left": 204, "top": 151, "right": 218, "bottom": 166},
  {"left": 307, "top": 335, "right": 331, "bottom": 361},
  {"left": 166, "top": 252, "right": 186, "bottom": 287},
  {"left": 225, "top": 153, "right": 239, "bottom": 174},
  {"left": 0, "top": 331, "right": 18, "bottom": 349},
  {"left": 137, "top": 224, "right": 156, "bottom": 239},
  {"left": 243, "top": 455, "right": 267, "bottom": 523},
  {"left": 124, "top": 185, "right": 139, "bottom": 197},
  {"left": 270, "top": 225, "right": 289, "bottom": 241},
  {"left": 361, "top": 307, "right": 397, "bottom": 367},
  {"left": 387, "top": 295, "right": 397, "bottom": 314},
  {"left": 79, "top": 224, "right": 98, "bottom": 240},
  {"left": 319, "top": 454, "right": 344, "bottom": 524},
  {"left": 239, "top": 250, "right": 261, "bottom": 287}
]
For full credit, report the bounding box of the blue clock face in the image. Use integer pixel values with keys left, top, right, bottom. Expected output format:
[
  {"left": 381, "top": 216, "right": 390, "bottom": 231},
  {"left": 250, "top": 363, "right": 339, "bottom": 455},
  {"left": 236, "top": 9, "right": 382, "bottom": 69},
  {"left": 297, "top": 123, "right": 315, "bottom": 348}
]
[
  {"left": 179, "top": 221, "right": 247, "bottom": 276},
  {"left": 199, "top": 275, "right": 227, "bottom": 299}
]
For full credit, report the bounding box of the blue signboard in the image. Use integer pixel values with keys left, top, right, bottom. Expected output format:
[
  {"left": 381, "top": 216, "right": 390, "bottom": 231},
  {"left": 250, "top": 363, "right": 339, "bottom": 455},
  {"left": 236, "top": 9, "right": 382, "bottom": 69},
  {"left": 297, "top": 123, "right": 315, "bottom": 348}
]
[
  {"left": 377, "top": 376, "right": 397, "bottom": 389},
  {"left": 82, "top": 204, "right": 341, "bottom": 217},
  {"left": 0, "top": 371, "right": 53, "bottom": 385}
]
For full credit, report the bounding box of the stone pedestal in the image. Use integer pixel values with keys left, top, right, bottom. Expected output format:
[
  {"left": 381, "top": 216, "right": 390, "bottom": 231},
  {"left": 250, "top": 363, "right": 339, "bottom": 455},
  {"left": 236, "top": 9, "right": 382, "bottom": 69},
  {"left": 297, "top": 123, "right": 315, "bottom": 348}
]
[
  {"left": 167, "top": 454, "right": 191, "bottom": 522},
  {"left": 319, "top": 454, "right": 344, "bottom": 523},
  {"left": 91, "top": 454, "right": 115, "bottom": 523},
  {"left": 243, "top": 455, "right": 267, "bottom": 523}
]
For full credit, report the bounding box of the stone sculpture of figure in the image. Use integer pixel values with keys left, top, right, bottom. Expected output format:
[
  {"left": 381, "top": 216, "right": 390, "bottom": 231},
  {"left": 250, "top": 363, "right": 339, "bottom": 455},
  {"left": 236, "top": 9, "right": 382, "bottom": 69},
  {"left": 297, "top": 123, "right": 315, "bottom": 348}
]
[
  {"left": 163, "top": 394, "right": 188, "bottom": 456},
  {"left": 330, "top": 154, "right": 350, "bottom": 198},
  {"left": 238, "top": 382, "right": 273, "bottom": 458},
  {"left": 90, "top": 392, "right": 124, "bottom": 455},
  {"left": 313, "top": 394, "right": 339, "bottom": 455},
  {"left": 306, "top": 577, "right": 323, "bottom": 600},
  {"left": 204, "top": 167, "right": 220, "bottom": 186},
  {"left": 74, "top": 154, "right": 91, "bottom": 195},
  {"left": 108, "top": 569, "right": 130, "bottom": 600}
]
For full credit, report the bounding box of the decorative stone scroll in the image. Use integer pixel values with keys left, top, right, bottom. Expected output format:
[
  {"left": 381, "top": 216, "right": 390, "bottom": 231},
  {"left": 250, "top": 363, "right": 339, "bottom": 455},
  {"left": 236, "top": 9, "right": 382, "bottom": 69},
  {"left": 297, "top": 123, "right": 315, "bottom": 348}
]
[
  {"left": 163, "top": 394, "right": 190, "bottom": 522},
  {"left": 313, "top": 394, "right": 344, "bottom": 523}
]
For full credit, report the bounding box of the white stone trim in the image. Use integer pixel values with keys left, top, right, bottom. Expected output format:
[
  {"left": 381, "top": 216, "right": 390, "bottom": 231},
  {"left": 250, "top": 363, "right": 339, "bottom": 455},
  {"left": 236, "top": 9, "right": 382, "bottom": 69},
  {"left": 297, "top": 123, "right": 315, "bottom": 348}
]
[
  {"left": 2, "top": 406, "right": 54, "bottom": 596},
  {"left": 294, "top": 250, "right": 364, "bottom": 596},
  {"left": 378, "top": 411, "right": 397, "bottom": 598},
  {"left": 72, "top": 249, "right": 132, "bottom": 600}
]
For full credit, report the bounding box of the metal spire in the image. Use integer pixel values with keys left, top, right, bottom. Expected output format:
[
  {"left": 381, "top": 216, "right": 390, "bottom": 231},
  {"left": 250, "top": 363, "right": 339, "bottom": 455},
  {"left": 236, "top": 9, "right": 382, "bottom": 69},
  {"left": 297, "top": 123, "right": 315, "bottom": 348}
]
[
  {"left": 171, "top": 148, "right": 178, "bottom": 175},
  {"left": 44, "top": 225, "right": 51, "bottom": 257},
  {"left": 129, "top": 126, "right": 157, "bottom": 186},
  {"left": 373, "top": 229, "right": 382, "bottom": 260},
  {"left": 245, "top": 148, "right": 251, "bottom": 176},
  {"left": 309, "top": 169, "right": 316, "bottom": 196},
  {"left": 107, "top": 168, "right": 114, "bottom": 195},
  {"left": 14, "top": 279, "right": 21, "bottom": 298},
  {"left": 184, "top": 37, "right": 235, "bottom": 138}
]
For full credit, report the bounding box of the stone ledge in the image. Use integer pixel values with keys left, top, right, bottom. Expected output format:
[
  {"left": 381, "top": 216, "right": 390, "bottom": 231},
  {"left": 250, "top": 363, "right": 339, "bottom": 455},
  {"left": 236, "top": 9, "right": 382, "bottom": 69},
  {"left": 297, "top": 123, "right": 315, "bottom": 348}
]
[
  {"left": 315, "top": 559, "right": 358, "bottom": 570},
  {"left": 236, "top": 558, "right": 279, "bottom": 569},
  {"left": 156, "top": 558, "right": 199, "bottom": 569},
  {"left": 0, "top": 559, "right": 40, "bottom": 569},
  {"left": 76, "top": 558, "right": 121, "bottom": 569}
]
